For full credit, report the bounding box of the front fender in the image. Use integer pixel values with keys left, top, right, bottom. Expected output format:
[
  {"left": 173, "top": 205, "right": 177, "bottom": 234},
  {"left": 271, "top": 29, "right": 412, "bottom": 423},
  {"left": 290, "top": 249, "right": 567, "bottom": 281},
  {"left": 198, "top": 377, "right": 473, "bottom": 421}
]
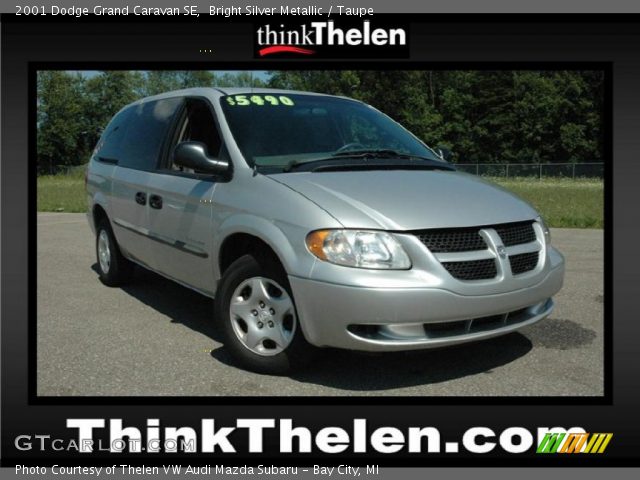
[{"left": 212, "top": 214, "right": 318, "bottom": 284}]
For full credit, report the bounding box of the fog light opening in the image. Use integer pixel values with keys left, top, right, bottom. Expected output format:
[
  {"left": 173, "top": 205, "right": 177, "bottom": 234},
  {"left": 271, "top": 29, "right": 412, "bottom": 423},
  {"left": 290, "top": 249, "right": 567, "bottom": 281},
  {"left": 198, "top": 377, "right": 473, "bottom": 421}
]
[{"left": 347, "top": 324, "right": 381, "bottom": 339}]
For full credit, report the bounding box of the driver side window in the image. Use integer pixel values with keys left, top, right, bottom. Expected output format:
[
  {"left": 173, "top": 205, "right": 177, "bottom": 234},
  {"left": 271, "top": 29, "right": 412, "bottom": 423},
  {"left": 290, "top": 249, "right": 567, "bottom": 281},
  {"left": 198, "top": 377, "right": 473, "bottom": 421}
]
[{"left": 172, "top": 98, "right": 222, "bottom": 173}]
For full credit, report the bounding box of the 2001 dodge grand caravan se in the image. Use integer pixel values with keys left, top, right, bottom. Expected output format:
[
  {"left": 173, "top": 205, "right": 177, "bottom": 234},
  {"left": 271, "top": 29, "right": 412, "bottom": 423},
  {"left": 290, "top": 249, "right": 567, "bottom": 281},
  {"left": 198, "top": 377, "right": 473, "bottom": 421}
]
[{"left": 87, "top": 87, "right": 565, "bottom": 374}]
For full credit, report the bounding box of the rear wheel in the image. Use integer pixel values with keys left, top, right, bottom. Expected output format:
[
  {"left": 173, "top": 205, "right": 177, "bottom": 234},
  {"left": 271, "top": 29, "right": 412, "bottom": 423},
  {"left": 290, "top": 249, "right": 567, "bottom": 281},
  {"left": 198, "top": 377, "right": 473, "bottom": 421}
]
[
  {"left": 215, "top": 254, "right": 314, "bottom": 374},
  {"left": 95, "top": 219, "right": 133, "bottom": 287}
]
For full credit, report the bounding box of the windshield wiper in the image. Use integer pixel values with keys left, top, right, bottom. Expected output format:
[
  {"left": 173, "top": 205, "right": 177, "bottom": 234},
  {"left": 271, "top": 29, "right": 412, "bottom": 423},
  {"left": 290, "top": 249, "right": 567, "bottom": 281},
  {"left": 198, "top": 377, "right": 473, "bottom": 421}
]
[
  {"left": 284, "top": 149, "right": 450, "bottom": 173},
  {"left": 312, "top": 159, "right": 454, "bottom": 173},
  {"left": 284, "top": 156, "right": 455, "bottom": 173},
  {"left": 284, "top": 157, "right": 337, "bottom": 172},
  {"left": 331, "top": 148, "right": 432, "bottom": 161}
]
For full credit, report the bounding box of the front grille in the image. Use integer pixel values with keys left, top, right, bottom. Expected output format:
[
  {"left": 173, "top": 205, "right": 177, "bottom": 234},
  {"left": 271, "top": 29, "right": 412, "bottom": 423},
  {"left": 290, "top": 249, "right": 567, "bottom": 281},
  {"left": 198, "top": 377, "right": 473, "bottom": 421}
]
[
  {"left": 412, "top": 221, "right": 538, "bottom": 281},
  {"left": 509, "top": 252, "right": 539, "bottom": 275},
  {"left": 348, "top": 305, "right": 536, "bottom": 341},
  {"left": 422, "top": 320, "right": 468, "bottom": 338},
  {"left": 494, "top": 221, "right": 536, "bottom": 246},
  {"left": 442, "top": 258, "right": 497, "bottom": 281},
  {"left": 414, "top": 228, "right": 485, "bottom": 253},
  {"left": 412, "top": 220, "right": 535, "bottom": 253},
  {"left": 422, "top": 309, "right": 531, "bottom": 338},
  {"left": 470, "top": 314, "right": 505, "bottom": 332}
]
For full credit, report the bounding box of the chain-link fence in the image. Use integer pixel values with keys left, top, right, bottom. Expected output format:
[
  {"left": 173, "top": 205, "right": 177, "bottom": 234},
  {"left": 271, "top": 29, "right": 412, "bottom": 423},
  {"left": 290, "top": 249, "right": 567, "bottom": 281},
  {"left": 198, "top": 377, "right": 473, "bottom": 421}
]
[{"left": 454, "top": 162, "right": 604, "bottom": 179}]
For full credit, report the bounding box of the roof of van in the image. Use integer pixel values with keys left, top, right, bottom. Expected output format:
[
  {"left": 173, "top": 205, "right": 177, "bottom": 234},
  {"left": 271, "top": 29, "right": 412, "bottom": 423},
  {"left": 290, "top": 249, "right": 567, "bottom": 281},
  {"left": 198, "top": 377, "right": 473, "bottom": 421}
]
[{"left": 130, "top": 87, "right": 342, "bottom": 105}]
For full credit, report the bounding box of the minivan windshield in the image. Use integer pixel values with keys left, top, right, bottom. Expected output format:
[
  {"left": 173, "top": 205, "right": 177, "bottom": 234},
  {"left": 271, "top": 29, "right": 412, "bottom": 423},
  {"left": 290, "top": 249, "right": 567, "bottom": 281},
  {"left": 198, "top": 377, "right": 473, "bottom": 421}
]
[{"left": 220, "top": 93, "right": 445, "bottom": 173}]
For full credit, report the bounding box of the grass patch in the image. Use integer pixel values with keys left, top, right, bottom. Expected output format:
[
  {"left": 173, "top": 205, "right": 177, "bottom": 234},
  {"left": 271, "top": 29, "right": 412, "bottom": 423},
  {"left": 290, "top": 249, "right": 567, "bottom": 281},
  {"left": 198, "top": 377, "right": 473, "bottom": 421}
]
[
  {"left": 490, "top": 177, "right": 603, "bottom": 229},
  {"left": 37, "top": 168, "right": 87, "bottom": 213},
  {"left": 37, "top": 170, "right": 603, "bottom": 228}
]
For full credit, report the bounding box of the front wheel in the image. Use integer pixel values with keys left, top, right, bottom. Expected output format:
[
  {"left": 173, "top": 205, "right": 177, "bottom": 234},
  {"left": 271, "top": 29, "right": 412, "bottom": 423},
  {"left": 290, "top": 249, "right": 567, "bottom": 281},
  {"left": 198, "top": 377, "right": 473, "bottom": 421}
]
[{"left": 215, "top": 254, "right": 314, "bottom": 374}]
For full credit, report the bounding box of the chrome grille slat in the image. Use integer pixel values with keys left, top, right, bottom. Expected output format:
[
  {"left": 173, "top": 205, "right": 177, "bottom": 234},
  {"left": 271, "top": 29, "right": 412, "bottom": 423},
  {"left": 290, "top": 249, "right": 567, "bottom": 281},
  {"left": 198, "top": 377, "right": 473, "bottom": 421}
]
[
  {"left": 434, "top": 250, "right": 495, "bottom": 263},
  {"left": 503, "top": 241, "right": 539, "bottom": 256}
]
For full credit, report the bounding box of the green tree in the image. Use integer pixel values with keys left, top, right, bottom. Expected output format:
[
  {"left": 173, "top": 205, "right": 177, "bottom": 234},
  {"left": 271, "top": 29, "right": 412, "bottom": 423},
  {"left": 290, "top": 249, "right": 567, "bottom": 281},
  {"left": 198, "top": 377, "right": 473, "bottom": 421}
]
[
  {"left": 177, "top": 71, "right": 215, "bottom": 89},
  {"left": 552, "top": 71, "right": 601, "bottom": 162},
  {"left": 141, "top": 71, "right": 182, "bottom": 96},
  {"left": 438, "top": 71, "right": 483, "bottom": 162},
  {"left": 268, "top": 70, "right": 360, "bottom": 97},
  {"left": 37, "top": 71, "right": 86, "bottom": 173},
  {"left": 82, "top": 71, "right": 143, "bottom": 155},
  {"left": 216, "top": 71, "right": 266, "bottom": 88}
]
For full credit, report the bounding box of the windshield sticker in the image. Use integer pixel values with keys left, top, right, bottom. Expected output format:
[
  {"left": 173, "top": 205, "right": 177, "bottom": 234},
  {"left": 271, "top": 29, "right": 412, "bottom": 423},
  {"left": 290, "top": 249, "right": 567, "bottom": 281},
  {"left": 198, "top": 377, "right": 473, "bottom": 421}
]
[{"left": 225, "top": 95, "right": 295, "bottom": 107}]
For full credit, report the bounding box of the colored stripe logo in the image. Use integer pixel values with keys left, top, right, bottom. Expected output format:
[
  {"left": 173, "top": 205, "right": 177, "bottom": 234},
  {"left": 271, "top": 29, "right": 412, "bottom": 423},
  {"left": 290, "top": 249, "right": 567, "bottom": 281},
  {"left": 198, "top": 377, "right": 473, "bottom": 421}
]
[{"left": 537, "top": 433, "right": 613, "bottom": 454}]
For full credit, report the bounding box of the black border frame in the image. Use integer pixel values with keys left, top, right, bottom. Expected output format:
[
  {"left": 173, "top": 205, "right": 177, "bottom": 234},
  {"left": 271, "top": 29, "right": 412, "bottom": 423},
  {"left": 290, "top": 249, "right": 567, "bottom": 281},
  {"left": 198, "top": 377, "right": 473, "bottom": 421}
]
[{"left": 28, "top": 60, "right": 613, "bottom": 407}]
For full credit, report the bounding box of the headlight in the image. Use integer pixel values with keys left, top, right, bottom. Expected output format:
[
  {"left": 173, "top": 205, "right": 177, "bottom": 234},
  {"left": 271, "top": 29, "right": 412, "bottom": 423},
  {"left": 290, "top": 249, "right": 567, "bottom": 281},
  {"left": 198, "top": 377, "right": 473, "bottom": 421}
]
[
  {"left": 536, "top": 216, "right": 551, "bottom": 244},
  {"left": 306, "top": 230, "right": 412, "bottom": 270}
]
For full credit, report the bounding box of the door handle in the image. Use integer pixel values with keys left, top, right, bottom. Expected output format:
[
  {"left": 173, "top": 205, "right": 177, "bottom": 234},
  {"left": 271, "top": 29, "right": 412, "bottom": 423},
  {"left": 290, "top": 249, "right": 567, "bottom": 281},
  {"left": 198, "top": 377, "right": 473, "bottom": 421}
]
[
  {"left": 135, "top": 192, "right": 146, "bottom": 205},
  {"left": 149, "top": 194, "right": 163, "bottom": 210}
]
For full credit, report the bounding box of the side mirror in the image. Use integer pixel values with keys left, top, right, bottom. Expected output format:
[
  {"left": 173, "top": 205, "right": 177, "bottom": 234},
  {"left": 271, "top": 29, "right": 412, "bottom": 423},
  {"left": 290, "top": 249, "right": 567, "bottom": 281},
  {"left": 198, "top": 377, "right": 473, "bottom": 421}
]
[
  {"left": 173, "top": 141, "right": 229, "bottom": 175},
  {"left": 436, "top": 146, "right": 453, "bottom": 162}
]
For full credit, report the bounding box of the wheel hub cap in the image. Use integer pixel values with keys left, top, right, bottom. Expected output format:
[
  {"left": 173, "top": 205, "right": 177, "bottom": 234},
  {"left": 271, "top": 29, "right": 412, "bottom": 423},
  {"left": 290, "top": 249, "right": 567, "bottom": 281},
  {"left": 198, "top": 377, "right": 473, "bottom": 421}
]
[
  {"left": 229, "top": 277, "right": 296, "bottom": 356},
  {"left": 98, "top": 230, "right": 111, "bottom": 274}
]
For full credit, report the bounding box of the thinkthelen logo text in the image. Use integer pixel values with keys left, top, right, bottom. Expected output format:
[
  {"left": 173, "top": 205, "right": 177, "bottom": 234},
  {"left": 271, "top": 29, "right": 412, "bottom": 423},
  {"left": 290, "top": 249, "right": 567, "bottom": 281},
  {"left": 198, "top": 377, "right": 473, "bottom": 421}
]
[
  {"left": 13, "top": 418, "right": 612, "bottom": 456},
  {"left": 255, "top": 20, "right": 408, "bottom": 58}
]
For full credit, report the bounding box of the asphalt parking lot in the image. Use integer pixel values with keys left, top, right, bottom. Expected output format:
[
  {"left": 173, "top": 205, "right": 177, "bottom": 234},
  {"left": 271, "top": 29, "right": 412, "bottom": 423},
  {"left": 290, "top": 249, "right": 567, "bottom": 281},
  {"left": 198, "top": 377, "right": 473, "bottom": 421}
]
[{"left": 37, "top": 213, "right": 604, "bottom": 397}]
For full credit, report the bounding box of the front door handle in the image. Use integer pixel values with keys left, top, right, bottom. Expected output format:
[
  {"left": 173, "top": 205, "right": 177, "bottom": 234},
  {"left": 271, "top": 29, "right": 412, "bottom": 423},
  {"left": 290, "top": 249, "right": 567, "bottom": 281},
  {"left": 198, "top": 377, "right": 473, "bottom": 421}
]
[
  {"left": 135, "top": 191, "right": 146, "bottom": 205},
  {"left": 149, "top": 194, "right": 163, "bottom": 209}
]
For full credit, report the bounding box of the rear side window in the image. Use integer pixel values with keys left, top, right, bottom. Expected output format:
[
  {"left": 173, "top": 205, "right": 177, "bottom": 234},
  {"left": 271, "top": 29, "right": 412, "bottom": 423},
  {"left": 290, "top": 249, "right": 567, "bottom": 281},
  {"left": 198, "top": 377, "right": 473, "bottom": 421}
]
[
  {"left": 119, "top": 98, "right": 182, "bottom": 170},
  {"left": 93, "top": 108, "right": 132, "bottom": 162},
  {"left": 95, "top": 97, "right": 182, "bottom": 171}
]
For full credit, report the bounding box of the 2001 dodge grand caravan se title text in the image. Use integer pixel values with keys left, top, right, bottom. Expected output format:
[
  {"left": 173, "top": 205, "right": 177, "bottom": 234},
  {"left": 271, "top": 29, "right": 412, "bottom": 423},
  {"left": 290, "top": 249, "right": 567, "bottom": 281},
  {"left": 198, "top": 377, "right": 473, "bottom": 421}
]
[{"left": 86, "top": 87, "right": 565, "bottom": 374}]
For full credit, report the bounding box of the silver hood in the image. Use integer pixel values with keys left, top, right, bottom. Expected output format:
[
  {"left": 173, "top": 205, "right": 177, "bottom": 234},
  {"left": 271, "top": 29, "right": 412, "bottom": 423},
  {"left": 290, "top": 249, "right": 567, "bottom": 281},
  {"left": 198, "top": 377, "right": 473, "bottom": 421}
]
[{"left": 272, "top": 170, "right": 539, "bottom": 230}]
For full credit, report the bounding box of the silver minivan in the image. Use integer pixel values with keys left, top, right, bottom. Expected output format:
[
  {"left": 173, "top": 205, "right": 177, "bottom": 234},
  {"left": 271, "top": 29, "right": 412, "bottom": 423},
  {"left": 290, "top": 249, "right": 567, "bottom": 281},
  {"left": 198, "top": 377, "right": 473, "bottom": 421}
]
[{"left": 86, "top": 87, "right": 565, "bottom": 374}]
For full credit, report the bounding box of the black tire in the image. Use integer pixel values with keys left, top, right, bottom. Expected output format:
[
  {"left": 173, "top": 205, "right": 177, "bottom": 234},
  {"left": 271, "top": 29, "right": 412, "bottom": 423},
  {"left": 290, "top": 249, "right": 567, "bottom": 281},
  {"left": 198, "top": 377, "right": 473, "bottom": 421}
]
[
  {"left": 95, "top": 219, "right": 134, "bottom": 287},
  {"left": 215, "top": 254, "right": 315, "bottom": 374}
]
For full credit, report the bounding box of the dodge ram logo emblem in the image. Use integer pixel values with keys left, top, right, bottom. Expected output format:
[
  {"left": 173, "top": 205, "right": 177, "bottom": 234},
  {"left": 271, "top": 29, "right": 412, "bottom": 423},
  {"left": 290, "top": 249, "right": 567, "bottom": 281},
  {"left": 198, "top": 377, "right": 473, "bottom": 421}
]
[{"left": 497, "top": 246, "right": 507, "bottom": 259}]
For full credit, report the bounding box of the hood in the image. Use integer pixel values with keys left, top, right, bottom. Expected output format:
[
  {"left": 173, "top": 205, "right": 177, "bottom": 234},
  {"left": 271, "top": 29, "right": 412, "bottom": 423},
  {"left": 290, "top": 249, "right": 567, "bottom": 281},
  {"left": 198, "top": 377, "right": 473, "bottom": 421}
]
[{"left": 271, "top": 170, "right": 538, "bottom": 230}]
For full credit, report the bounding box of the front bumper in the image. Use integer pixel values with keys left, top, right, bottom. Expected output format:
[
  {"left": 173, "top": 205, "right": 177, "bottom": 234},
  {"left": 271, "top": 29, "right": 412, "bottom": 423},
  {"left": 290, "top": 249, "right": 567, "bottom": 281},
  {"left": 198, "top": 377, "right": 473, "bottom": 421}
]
[{"left": 289, "top": 258, "right": 564, "bottom": 351}]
